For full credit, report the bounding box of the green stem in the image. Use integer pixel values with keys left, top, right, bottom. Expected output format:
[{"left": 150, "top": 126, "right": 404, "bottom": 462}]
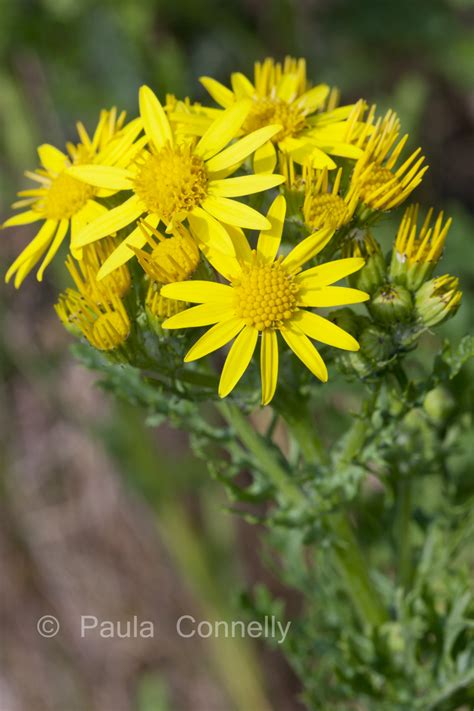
[
  {"left": 330, "top": 513, "right": 389, "bottom": 626},
  {"left": 216, "top": 401, "right": 304, "bottom": 506},
  {"left": 396, "top": 473, "right": 412, "bottom": 589},
  {"left": 336, "top": 383, "right": 381, "bottom": 468},
  {"left": 276, "top": 392, "right": 329, "bottom": 465},
  {"left": 219, "top": 399, "right": 388, "bottom": 628}
]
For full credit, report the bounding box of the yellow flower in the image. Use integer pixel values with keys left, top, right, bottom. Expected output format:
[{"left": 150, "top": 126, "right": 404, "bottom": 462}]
[
  {"left": 390, "top": 204, "right": 451, "bottom": 290},
  {"left": 394, "top": 204, "right": 451, "bottom": 266},
  {"left": 161, "top": 196, "right": 368, "bottom": 404},
  {"left": 351, "top": 111, "right": 428, "bottom": 212},
  {"left": 132, "top": 220, "right": 200, "bottom": 284},
  {"left": 303, "top": 167, "right": 359, "bottom": 231},
  {"left": 55, "top": 288, "right": 130, "bottom": 351},
  {"left": 3, "top": 108, "right": 142, "bottom": 287},
  {"left": 67, "top": 86, "right": 285, "bottom": 279},
  {"left": 65, "top": 236, "right": 131, "bottom": 302},
  {"left": 199, "top": 57, "right": 364, "bottom": 173}
]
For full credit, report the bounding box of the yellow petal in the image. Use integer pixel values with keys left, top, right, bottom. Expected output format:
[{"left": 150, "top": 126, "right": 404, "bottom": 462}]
[
  {"left": 280, "top": 323, "right": 328, "bottom": 382},
  {"left": 297, "top": 258, "right": 365, "bottom": 287},
  {"left": 209, "top": 173, "right": 284, "bottom": 197},
  {"left": 37, "top": 144, "right": 68, "bottom": 174},
  {"left": 97, "top": 214, "right": 159, "bottom": 279},
  {"left": 260, "top": 329, "right": 279, "bottom": 405},
  {"left": 230, "top": 72, "right": 255, "bottom": 99},
  {"left": 185, "top": 318, "right": 245, "bottom": 362},
  {"left": 37, "top": 219, "right": 69, "bottom": 281},
  {"left": 293, "top": 310, "right": 359, "bottom": 351},
  {"left": 3, "top": 210, "right": 42, "bottom": 228},
  {"left": 298, "top": 84, "right": 330, "bottom": 113},
  {"left": 5, "top": 219, "right": 57, "bottom": 285},
  {"left": 276, "top": 73, "right": 299, "bottom": 102},
  {"left": 188, "top": 206, "right": 236, "bottom": 256},
  {"left": 218, "top": 325, "right": 258, "bottom": 397},
  {"left": 200, "top": 76, "right": 235, "bottom": 108},
  {"left": 202, "top": 196, "right": 270, "bottom": 230},
  {"left": 139, "top": 85, "right": 173, "bottom": 151},
  {"left": 75, "top": 195, "right": 143, "bottom": 247},
  {"left": 67, "top": 164, "right": 133, "bottom": 190},
  {"left": 282, "top": 228, "right": 335, "bottom": 273},
  {"left": 298, "top": 286, "right": 369, "bottom": 307},
  {"left": 161, "top": 280, "right": 235, "bottom": 304},
  {"left": 257, "top": 194, "right": 286, "bottom": 263},
  {"left": 98, "top": 117, "right": 143, "bottom": 166},
  {"left": 226, "top": 224, "right": 252, "bottom": 262},
  {"left": 163, "top": 301, "right": 235, "bottom": 329},
  {"left": 206, "top": 125, "right": 282, "bottom": 174},
  {"left": 253, "top": 140, "right": 277, "bottom": 174},
  {"left": 195, "top": 100, "right": 251, "bottom": 161}
]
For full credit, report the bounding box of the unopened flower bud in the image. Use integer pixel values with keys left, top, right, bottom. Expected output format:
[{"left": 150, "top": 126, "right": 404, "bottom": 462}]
[
  {"left": 415, "top": 275, "right": 462, "bottom": 327},
  {"left": 369, "top": 284, "right": 413, "bottom": 324},
  {"left": 423, "top": 386, "right": 455, "bottom": 423},
  {"left": 359, "top": 325, "right": 393, "bottom": 362}
]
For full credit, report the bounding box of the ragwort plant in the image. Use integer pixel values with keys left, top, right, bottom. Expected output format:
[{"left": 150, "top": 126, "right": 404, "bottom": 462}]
[{"left": 4, "top": 57, "right": 473, "bottom": 710}]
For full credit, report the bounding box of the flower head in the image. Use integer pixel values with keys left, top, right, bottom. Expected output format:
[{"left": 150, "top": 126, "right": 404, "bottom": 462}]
[
  {"left": 55, "top": 288, "right": 130, "bottom": 351},
  {"left": 65, "top": 237, "right": 131, "bottom": 302},
  {"left": 132, "top": 220, "right": 200, "bottom": 284},
  {"left": 390, "top": 204, "right": 452, "bottom": 289},
  {"left": 161, "top": 196, "right": 368, "bottom": 404},
  {"left": 303, "top": 167, "right": 359, "bottom": 231},
  {"left": 352, "top": 111, "right": 428, "bottom": 212},
  {"left": 415, "top": 275, "right": 462, "bottom": 327},
  {"left": 199, "top": 57, "right": 364, "bottom": 173},
  {"left": 67, "top": 86, "right": 285, "bottom": 279},
  {"left": 3, "top": 108, "right": 140, "bottom": 287}
]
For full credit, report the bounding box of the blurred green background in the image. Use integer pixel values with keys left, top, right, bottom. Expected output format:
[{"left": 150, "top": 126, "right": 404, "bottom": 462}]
[{"left": 0, "top": 1, "right": 472, "bottom": 709}]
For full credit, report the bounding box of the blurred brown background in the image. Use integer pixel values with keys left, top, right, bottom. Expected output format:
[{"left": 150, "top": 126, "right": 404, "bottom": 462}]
[{"left": 0, "top": 0, "right": 473, "bottom": 709}]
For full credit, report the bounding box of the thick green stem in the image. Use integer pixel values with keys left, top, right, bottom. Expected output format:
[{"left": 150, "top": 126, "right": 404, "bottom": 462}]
[
  {"left": 330, "top": 513, "right": 388, "bottom": 626},
  {"left": 336, "top": 383, "right": 381, "bottom": 468},
  {"left": 217, "top": 401, "right": 304, "bottom": 506},
  {"left": 276, "top": 392, "right": 329, "bottom": 465},
  {"left": 218, "top": 398, "right": 388, "bottom": 628}
]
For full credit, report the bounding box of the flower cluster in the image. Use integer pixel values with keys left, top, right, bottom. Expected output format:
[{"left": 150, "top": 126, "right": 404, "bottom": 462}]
[{"left": 3, "top": 57, "right": 461, "bottom": 404}]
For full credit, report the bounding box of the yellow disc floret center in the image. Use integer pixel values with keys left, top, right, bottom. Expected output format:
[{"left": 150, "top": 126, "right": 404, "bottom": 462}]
[
  {"left": 91, "top": 311, "right": 130, "bottom": 351},
  {"left": 244, "top": 98, "right": 307, "bottom": 143},
  {"left": 305, "top": 193, "right": 349, "bottom": 230},
  {"left": 359, "top": 165, "right": 397, "bottom": 207},
  {"left": 133, "top": 144, "right": 208, "bottom": 221},
  {"left": 43, "top": 173, "right": 94, "bottom": 220},
  {"left": 234, "top": 257, "right": 299, "bottom": 330}
]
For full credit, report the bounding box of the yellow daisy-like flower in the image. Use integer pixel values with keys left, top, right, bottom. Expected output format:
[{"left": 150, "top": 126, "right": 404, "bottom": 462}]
[
  {"left": 65, "top": 237, "right": 131, "bottom": 302},
  {"left": 161, "top": 196, "right": 368, "bottom": 404},
  {"left": 303, "top": 166, "right": 359, "bottom": 231},
  {"left": 390, "top": 204, "right": 452, "bottom": 290},
  {"left": 67, "top": 86, "right": 285, "bottom": 280},
  {"left": 351, "top": 111, "right": 428, "bottom": 212},
  {"left": 55, "top": 288, "right": 130, "bottom": 351},
  {"left": 199, "top": 57, "right": 364, "bottom": 173},
  {"left": 393, "top": 204, "right": 451, "bottom": 266},
  {"left": 3, "top": 108, "right": 142, "bottom": 287},
  {"left": 132, "top": 220, "right": 200, "bottom": 284}
]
